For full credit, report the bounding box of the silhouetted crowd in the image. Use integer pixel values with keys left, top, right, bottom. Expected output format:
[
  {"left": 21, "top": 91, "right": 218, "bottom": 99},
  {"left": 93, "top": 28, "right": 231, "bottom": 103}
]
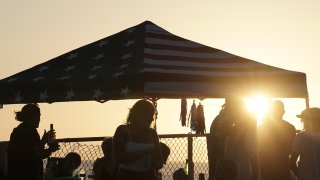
[
  {"left": 2, "top": 98, "right": 320, "bottom": 180},
  {"left": 208, "top": 97, "right": 320, "bottom": 180}
]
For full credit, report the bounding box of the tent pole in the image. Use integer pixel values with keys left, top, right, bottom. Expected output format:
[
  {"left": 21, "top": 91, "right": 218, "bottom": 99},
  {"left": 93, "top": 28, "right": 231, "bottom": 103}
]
[{"left": 305, "top": 97, "right": 310, "bottom": 109}]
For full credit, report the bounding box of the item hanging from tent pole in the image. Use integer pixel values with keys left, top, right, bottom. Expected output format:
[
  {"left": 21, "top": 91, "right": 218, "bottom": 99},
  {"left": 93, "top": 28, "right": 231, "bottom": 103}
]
[
  {"left": 196, "top": 102, "right": 206, "bottom": 134},
  {"left": 180, "top": 98, "right": 187, "bottom": 127},
  {"left": 188, "top": 100, "right": 198, "bottom": 132}
]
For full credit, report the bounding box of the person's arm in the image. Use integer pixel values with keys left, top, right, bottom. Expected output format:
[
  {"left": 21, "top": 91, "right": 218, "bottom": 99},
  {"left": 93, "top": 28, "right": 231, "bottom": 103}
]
[
  {"left": 150, "top": 128, "right": 163, "bottom": 169},
  {"left": 33, "top": 129, "right": 59, "bottom": 159},
  {"left": 33, "top": 142, "right": 58, "bottom": 159},
  {"left": 289, "top": 132, "right": 300, "bottom": 176},
  {"left": 289, "top": 151, "right": 299, "bottom": 176},
  {"left": 112, "top": 125, "right": 154, "bottom": 163},
  {"left": 25, "top": 129, "right": 56, "bottom": 159}
]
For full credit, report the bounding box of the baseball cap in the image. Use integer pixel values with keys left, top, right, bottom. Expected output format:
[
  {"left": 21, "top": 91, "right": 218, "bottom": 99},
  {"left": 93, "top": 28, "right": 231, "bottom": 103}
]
[{"left": 296, "top": 108, "right": 320, "bottom": 119}]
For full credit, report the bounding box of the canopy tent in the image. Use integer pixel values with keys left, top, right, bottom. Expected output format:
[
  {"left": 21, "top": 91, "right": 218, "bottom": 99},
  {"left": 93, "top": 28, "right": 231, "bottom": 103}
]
[{"left": 0, "top": 21, "right": 308, "bottom": 105}]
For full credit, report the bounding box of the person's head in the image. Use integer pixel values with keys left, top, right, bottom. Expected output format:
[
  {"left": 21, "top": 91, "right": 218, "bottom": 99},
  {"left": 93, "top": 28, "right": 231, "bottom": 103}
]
[
  {"left": 15, "top": 103, "right": 41, "bottom": 128},
  {"left": 127, "top": 99, "right": 155, "bottom": 128},
  {"left": 270, "top": 100, "right": 285, "bottom": 120},
  {"left": 224, "top": 97, "right": 246, "bottom": 114},
  {"left": 159, "top": 142, "right": 170, "bottom": 164},
  {"left": 215, "top": 158, "right": 237, "bottom": 180},
  {"left": 223, "top": 96, "right": 250, "bottom": 126},
  {"left": 101, "top": 137, "right": 113, "bottom": 157},
  {"left": 297, "top": 107, "right": 320, "bottom": 132},
  {"left": 63, "top": 152, "right": 81, "bottom": 173},
  {"left": 172, "top": 168, "right": 185, "bottom": 180}
]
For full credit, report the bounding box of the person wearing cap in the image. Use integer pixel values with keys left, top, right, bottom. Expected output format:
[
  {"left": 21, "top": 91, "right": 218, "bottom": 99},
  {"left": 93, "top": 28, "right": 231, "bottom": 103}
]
[
  {"left": 289, "top": 107, "right": 320, "bottom": 180},
  {"left": 7, "top": 103, "right": 59, "bottom": 180},
  {"left": 258, "top": 100, "right": 296, "bottom": 180}
]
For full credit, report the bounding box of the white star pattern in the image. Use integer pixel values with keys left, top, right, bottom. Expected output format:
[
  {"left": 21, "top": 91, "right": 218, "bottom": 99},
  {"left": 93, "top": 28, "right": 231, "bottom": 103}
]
[
  {"left": 39, "top": 91, "right": 49, "bottom": 101},
  {"left": 33, "top": 77, "right": 44, "bottom": 82},
  {"left": 0, "top": 21, "right": 308, "bottom": 105},
  {"left": 112, "top": 72, "right": 124, "bottom": 79},
  {"left": 64, "top": 66, "right": 75, "bottom": 72},
  {"left": 65, "top": 89, "right": 75, "bottom": 100},
  {"left": 97, "top": 40, "right": 108, "bottom": 47},
  {"left": 87, "top": 74, "right": 97, "bottom": 79},
  {"left": 92, "top": 87, "right": 103, "bottom": 99},
  {"left": 90, "top": 65, "right": 102, "bottom": 71},
  {"left": 121, "top": 53, "right": 132, "bottom": 60},
  {"left": 37, "top": 65, "right": 49, "bottom": 72},
  {"left": 93, "top": 53, "right": 106, "bottom": 60},
  {"left": 125, "top": 40, "right": 135, "bottom": 47},
  {"left": 119, "top": 63, "right": 129, "bottom": 69},
  {"left": 7, "top": 77, "right": 18, "bottom": 83},
  {"left": 14, "top": 92, "right": 23, "bottom": 103},
  {"left": 67, "top": 53, "right": 78, "bottom": 60},
  {"left": 120, "top": 86, "right": 129, "bottom": 97},
  {"left": 59, "top": 76, "right": 70, "bottom": 81}
]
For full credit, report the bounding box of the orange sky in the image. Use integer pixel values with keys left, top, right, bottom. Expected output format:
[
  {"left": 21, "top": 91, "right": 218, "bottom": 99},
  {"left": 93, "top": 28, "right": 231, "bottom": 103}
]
[{"left": 1, "top": 1, "right": 320, "bottom": 141}]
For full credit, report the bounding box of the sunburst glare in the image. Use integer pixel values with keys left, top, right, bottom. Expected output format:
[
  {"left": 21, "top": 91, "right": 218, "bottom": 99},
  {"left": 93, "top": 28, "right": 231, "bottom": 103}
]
[{"left": 245, "top": 96, "right": 270, "bottom": 125}]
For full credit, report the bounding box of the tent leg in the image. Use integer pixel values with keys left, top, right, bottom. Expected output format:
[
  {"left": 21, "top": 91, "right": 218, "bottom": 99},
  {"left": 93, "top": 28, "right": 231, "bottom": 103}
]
[{"left": 305, "top": 97, "right": 310, "bottom": 109}]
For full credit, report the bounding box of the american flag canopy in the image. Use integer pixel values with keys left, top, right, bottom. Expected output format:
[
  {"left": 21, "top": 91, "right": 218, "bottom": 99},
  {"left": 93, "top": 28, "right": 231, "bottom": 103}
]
[{"left": 0, "top": 21, "right": 308, "bottom": 104}]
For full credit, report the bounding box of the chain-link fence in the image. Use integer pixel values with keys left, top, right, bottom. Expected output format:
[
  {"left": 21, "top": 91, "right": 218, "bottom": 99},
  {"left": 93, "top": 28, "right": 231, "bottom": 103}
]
[{"left": 46, "top": 134, "right": 209, "bottom": 180}]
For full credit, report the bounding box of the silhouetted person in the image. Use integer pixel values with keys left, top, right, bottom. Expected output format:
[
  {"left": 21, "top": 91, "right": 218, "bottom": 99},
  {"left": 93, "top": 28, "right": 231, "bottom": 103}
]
[
  {"left": 209, "top": 97, "right": 257, "bottom": 180},
  {"left": 173, "top": 168, "right": 186, "bottom": 180},
  {"left": 289, "top": 108, "right": 320, "bottom": 180},
  {"left": 93, "top": 137, "right": 117, "bottom": 180},
  {"left": 51, "top": 152, "right": 81, "bottom": 179},
  {"left": 258, "top": 100, "right": 296, "bottom": 180},
  {"left": 0, "top": 168, "right": 7, "bottom": 180},
  {"left": 215, "top": 158, "right": 237, "bottom": 180},
  {"left": 7, "top": 104, "right": 59, "bottom": 180},
  {"left": 113, "top": 99, "right": 163, "bottom": 180}
]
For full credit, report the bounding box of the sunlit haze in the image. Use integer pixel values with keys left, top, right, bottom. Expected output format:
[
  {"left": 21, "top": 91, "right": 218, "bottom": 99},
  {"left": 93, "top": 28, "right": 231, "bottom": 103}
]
[
  {"left": 245, "top": 96, "right": 270, "bottom": 125},
  {"left": 1, "top": 1, "right": 320, "bottom": 141}
]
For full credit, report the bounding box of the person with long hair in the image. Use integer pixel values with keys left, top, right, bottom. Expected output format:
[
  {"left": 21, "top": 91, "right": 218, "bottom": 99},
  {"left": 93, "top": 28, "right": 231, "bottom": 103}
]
[
  {"left": 289, "top": 108, "right": 320, "bottom": 180},
  {"left": 7, "top": 103, "right": 59, "bottom": 180},
  {"left": 113, "top": 99, "right": 163, "bottom": 180}
]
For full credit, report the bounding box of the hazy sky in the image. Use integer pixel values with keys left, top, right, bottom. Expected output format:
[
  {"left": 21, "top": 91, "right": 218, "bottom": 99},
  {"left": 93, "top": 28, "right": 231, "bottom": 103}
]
[{"left": 1, "top": 1, "right": 319, "bottom": 141}]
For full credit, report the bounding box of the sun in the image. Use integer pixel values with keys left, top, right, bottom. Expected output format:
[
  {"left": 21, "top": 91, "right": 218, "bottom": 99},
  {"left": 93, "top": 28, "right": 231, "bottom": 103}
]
[{"left": 245, "top": 96, "right": 270, "bottom": 125}]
